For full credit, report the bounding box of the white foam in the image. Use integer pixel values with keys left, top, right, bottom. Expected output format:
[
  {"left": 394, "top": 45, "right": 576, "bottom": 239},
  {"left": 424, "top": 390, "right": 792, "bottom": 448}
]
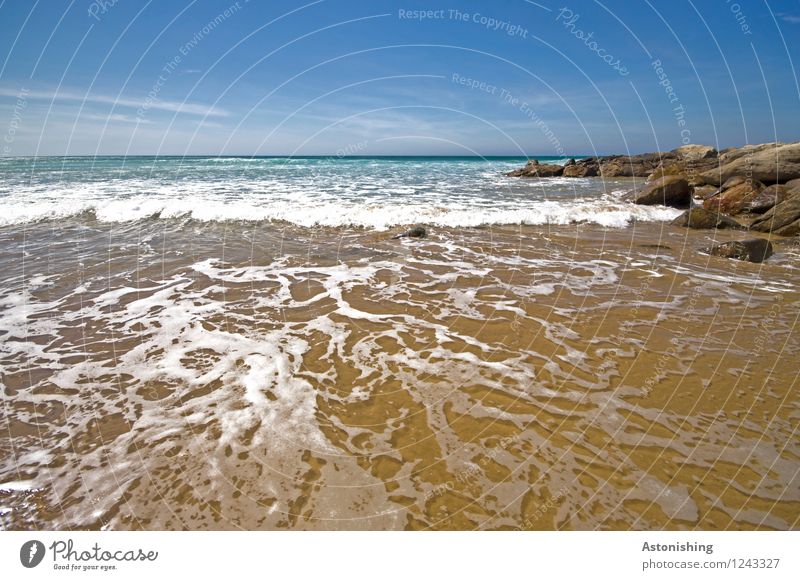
[{"left": 0, "top": 480, "right": 36, "bottom": 492}]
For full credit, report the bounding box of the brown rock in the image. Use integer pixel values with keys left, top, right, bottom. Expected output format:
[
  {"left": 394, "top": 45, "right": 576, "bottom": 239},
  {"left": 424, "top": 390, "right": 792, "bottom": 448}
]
[
  {"left": 673, "top": 144, "right": 718, "bottom": 161},
  {"left": 692, "top": 185, "right": 719, "bottom": 199},
  {"left": 670, "top": 207, "right": 744, "bottom": 229},
  {"left": 750, "top": 197, "right": 800, "bottom": 235},
  {"left": 745, "top": 184, "right": 789, "bottom": 213},
  {"left": 718, "top": 142, "right": 784, "bottom": 164},
  {"left": 703, "top": 180, "right": 765, "bottom": 214},
  {"left": 704, "top": 238, "right": 774, "bottom": 263},
  {"left": 600, "top": 152, "right": 675, "bottom": 177},
  {"left": 505, "top": 159, "right": 564, "bottom": 178},
  {"left": 722, "top": 175, "right": 748, "bottom": 189},
  {"left": 700, "top": 141, "right": 800, "bottom": 185},
  {"left": 563, "top": 158, "right": 599, "bottom": 177},
  {"left": 785, "top": 177, "right": 800, "bottom": 192},
  {"left": 625, "top": 175, "right": 691, "bottom": 207},
  {"left": 648, "top": 162, "right": 686, "bottom": 182}
]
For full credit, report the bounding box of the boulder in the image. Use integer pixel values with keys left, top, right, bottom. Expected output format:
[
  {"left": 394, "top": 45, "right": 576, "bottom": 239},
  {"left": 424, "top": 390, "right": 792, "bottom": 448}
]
[
  {"left": 673, "top": 144, "right": 718, "bottom": 161},
  {"left": 624, "top": 175, "right": 691, "bottom": 207},
  {"left": 505, "top": 159, "right": 563, "bottom": 178},
  {"left": 718, "top": 142, "right": 784, "bottom": 164},
  {"left": 785, "top": 177, "right": 800, "bottom": 192},
  {"left": 600, "top": 153, "right": 672, "bottom": 177},
  {"left": 647, "top": 162, "right": 686, "bottom": 182},
  {"left": 692, "top": 185, "right": 719, "bottom": 199},
  {"left": 699, "top": 141, "right": 800, "bottom": 186},
  {"left": 704, "top": 238, "right": 774, "bottom": 263},
  {"left": 744, "top": 184, "right": 789, "bottom": 213},
  {"left": 670, "top": 207, "right": 744, "bottom": 229},
  {"left": 750, "top": 197, "right": 800, "bottom": 235},
  {"left": 647, "top": 158, "right": 717, "bottom": 186},
  {"left": 563, "top": 158, "right": 599, "bottom": 177},
  {"left": 392, "top": 226, "right": 427, "bottom": 239},
  {"left": 703, "top": 180, "right": 765, "bottom": 214},
  {"left": 722, "top": 175, "right": 749, "bottom": 189}
]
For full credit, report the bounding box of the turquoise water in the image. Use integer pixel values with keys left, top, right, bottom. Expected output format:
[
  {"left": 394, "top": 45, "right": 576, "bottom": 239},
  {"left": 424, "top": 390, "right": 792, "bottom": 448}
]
[{"left": 0, "top": 155, "right": 679, "bottom": 228}]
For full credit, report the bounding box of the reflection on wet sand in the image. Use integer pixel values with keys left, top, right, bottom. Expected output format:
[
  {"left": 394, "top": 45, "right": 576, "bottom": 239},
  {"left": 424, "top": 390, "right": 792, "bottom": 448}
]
[{"left": 0, "top": 219, "right": 798, "bottom": 530}]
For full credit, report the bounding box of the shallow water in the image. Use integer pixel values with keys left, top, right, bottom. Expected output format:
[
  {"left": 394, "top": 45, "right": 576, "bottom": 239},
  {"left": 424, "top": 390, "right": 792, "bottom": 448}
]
[{"left": 1, "top": 215, "right": 798, "bottom": 530}]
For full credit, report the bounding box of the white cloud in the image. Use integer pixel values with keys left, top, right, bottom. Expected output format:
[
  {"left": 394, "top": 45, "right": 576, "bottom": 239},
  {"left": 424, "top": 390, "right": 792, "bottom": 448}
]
[{"left": 0, "top": 86, "right": 229, "bottom": 117}]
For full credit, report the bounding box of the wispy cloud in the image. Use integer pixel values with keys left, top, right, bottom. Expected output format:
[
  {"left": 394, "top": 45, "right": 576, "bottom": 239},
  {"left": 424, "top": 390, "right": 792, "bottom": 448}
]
[
  {"left": 0, "top": 86, "right": 230, "bottom": 117},
  {"left": 778, "top": 13, "right": 800, "bottom": 24}
]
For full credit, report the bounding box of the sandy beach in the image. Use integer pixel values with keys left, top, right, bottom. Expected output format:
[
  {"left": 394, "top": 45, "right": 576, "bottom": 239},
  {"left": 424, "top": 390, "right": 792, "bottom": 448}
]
[{"left": 1, "top": 205, "right": 797, "bottom": 530}]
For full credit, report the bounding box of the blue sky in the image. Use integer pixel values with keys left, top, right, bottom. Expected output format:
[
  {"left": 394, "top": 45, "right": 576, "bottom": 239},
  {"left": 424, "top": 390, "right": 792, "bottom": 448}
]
[{"left": 0, "top": 0, "right": 799, "bottom": 156}]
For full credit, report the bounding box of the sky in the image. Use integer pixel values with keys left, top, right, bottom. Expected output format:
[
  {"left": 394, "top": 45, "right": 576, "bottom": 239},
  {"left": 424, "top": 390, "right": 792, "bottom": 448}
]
[{"left": 0, "top": 0, "right": 799, "bottom": 156}]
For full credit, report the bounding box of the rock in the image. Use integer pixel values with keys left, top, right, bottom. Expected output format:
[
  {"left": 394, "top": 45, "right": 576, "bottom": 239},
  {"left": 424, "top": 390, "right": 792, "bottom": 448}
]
[
  {"left": 647, "top": 162, "right": 687, "bottom": 182},
  {"left": 750, "top": 197, "right": 800, "bottom": 235},
  {"left": 392, "top": 226, "right": 427, "bottom": 239},
  {"left": 704, "top": 238, "right": 774, "bottom": 263},
  {"left": 505, "top": 159, "right": 563, "bottom": 178},
  {"left": 647, "top": 158, "right": 717, "bottom": 186},
  {"left": 744, "top": 184, "right": 789, "bottom": 213},
  {"left": 703, "top": 180, "right": 765, "bottom": 214},
  {"left": 692, "top": 185, "right": 719, "bottom": 199},
  {"left": 670, "top": 207, "right": 744, "bottom": 229},
  {"left": 722, "top": 175, "right": 748, "bottom": 189},
  {"left": 719, "top": 142, "right": 784, "bottom": 164},
  {"left": 563, "top": 158, "right": 599, "bottom": 177},
  {"left": 600, "top": 153, "right": 670, "bottom": 177},
  {"left": 785, "top": 177, "right": 800, "bottom": 192},
  {"left": 624, "top": 175, "right": 691, "bottom": 207},
  {"left": 565, "top": 158, "right": 576, "bottom": 166},
  {"left": 699, "top": 141, "right": 800, "bottom": 185},
  {"left": 673, "top": 144, "right": 718, "bottom": 161}
]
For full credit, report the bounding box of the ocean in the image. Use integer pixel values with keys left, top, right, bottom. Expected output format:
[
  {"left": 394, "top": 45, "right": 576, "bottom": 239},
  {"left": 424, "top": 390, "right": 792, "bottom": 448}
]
[
  {"left": 0, "top": 156, "right": 798, "bottom": 530},
  {"left": 0, "top": 155, "right": 680, "bottom": 228}
]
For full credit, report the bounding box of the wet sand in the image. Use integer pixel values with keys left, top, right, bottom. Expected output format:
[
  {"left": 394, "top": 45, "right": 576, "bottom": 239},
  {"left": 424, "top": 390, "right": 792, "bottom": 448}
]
[{"left": 0, "top": 217, "right": 798, "bottom": 530}]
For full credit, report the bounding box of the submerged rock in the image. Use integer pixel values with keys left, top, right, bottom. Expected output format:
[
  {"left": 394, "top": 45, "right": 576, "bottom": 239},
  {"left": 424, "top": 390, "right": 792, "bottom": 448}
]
[
  {"left": 392, "top": 226, "right": 427, "bottom": 240},
  {"left": 670, "top": 207, "right": 744, "bottom": 229},
  {"left": 703, "top": 238, "right": 774, "bottom": 263}
]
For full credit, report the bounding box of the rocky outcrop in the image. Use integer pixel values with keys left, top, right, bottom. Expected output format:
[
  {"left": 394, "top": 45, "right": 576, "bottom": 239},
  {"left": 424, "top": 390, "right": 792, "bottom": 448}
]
[
  {"left": 699, "top": 142, "right": 800, "bottom": 186},
  {"left": 563, "top": 157, "right": 599, "bottom": 177},
  {"left": 648, "top": 158, "right": 718, "bottom": 186},
  {"left": 670, "top": 207, "right": 744, "bottom": 229},
  {"left": 703, "top": 180, "right": 765, "bottom": 214},
  {"left": 505, "top": 159, "right": 563, "bottom": 178},
  {"left": 600, "top": 152, "right": 676, "bottom": 177},
  {"left": 503, "top": 142, "right": 800, "bottom": 229},
  {"left": 624, "top": 176, "right": 691, "bottom": 207},
  {"left": 749, "top": 197, "right": 800, "bottom": 236},
  {"left": 718, "top": 142, "right": 782, "bottom": 164},
  {"left": 704, "top": 238, "right": 774, "bottom": 263}
]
